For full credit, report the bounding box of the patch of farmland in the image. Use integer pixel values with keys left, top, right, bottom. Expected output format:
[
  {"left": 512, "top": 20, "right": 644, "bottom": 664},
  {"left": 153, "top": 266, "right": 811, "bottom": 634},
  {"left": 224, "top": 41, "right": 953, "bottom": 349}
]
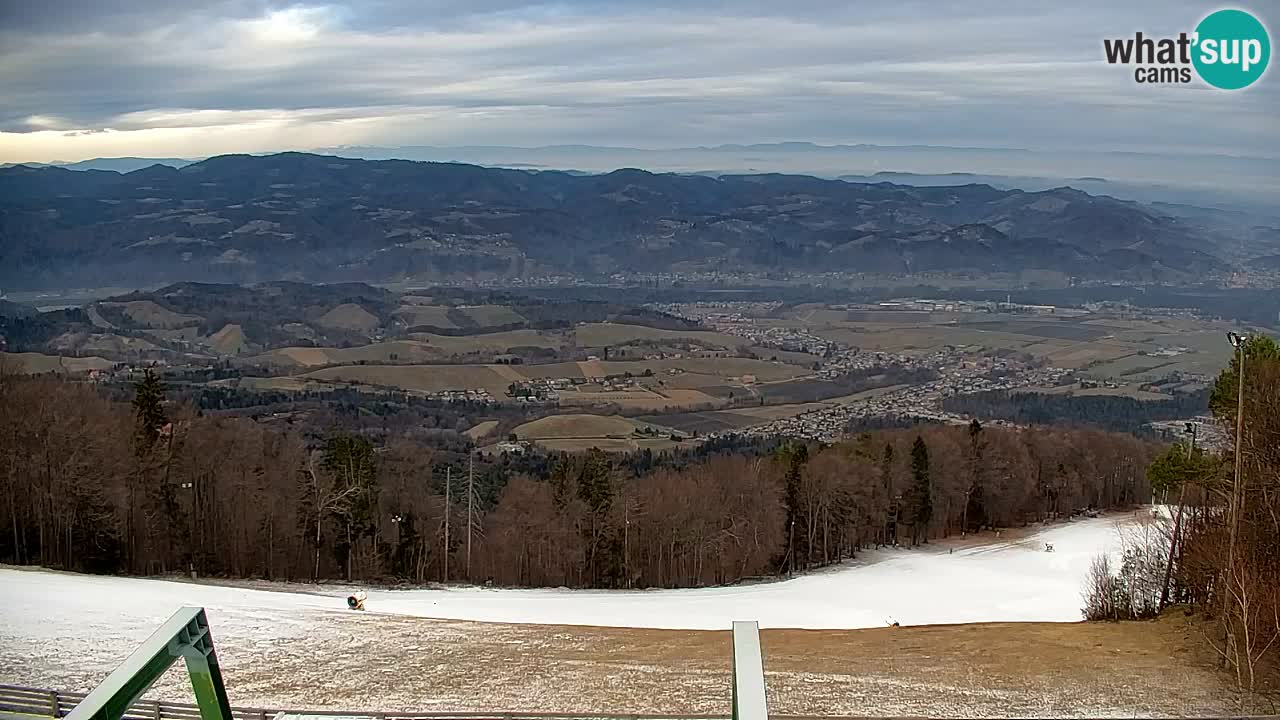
[
  {"left": 463, "top": 420, "right": 499, "bottom": 440},
  {"left": 314, "top": 303, "right": 381, "bottom": 333},
  {"left": 393, "top": 304, "right": 457, "bottom": 328},
  {"left": 558, "top": 387, "right": 719, "bottom": 411},
  {"left": 252, "top": 341, "right": 439, "bottom": 367},
  {"left": 575, "top": 322, "right": 744, "bottom": 349},
  {"left": 962, "top": 320, "right": 1109, "bottom": 341},
  {"left": 513, "top": 362, "right": 587, "bottom": 380},
  {"left": 578, "top": 358, "right": 808, "bottom": 382},
  {"left": 0, "top": 352, "right": 114, "bottom": 374},
  {"left": 100, "top": 300, "right": 200, "bottom": 329},
  {"left": 459, "top": 304, "right": 525, "bottom": 326},
  {"left": 207, "top": 323, "right": 249, "bottom": 355},
  {"left": 408, "top": 329, "right": 560, "bottom": 355},
  {"left": 1043, "top": 344, "right": 1136, "bottom": 369},
  {"left": 513, "top": 414, "right": 648, "bottom": 439},
  {"left": 638, "top": 410, "right": 758, "bottom": 434},
  {"left": 302, "top": 364, "right": 512, "bottom": 396}
]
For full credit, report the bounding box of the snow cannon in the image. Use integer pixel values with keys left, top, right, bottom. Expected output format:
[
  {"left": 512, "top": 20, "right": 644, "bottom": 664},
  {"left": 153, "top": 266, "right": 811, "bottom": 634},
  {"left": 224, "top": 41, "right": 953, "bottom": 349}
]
[{"left": 347, "top": 590, "right": 367, "bottom": 611}]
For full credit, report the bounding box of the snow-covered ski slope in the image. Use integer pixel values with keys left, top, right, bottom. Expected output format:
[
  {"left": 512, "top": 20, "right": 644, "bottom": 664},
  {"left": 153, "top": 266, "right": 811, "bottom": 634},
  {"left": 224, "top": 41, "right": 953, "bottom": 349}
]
[{"left": 0, "top": 515, "right": 1133, "bottom": 635}]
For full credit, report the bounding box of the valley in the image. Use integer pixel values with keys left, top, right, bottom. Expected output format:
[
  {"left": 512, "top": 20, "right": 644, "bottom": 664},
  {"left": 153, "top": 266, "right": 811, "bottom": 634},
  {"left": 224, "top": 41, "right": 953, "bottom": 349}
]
[{"left": 1, "top": 279, "right": 1238, "bottom": 448}]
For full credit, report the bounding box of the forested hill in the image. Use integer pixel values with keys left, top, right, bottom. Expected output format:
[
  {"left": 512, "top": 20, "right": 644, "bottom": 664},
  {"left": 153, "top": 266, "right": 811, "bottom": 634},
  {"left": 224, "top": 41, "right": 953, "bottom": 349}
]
[
  {"left": 0, "top": 372, "right": 1157, "bottom": 587},
  {"left": 0, "top": 152, "right": 1228, "bottom": 289}
]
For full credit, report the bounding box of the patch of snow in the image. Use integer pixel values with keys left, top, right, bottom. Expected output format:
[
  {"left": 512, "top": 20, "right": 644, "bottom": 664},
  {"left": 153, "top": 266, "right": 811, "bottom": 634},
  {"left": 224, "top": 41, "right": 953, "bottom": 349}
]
[{"left": 0, "top": 515, "right": 1133, "bottom": 638}]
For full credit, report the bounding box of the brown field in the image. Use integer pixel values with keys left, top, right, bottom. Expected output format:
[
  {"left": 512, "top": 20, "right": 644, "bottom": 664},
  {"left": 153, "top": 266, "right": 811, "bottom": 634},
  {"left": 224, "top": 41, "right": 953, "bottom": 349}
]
[
  {"left": 576, "top": 357, "right": 808, "bottom": 382},
  {"left": 101, "top": 300, "right": 200, "bottom": 329},
  {"left": 393, "top": 304, "right": 456, "bottom": 328},
  {"left": 314, "top": 303, "right": 380, "bottom": 333},
  {"left": 408, "top": 329, "right": 561, "bottom": 354},
  {"left": 60, "top": 333, "right": 164, "bottom": 355},
  {"left": 253, "top": 341, "right": 440, "bottom": 368},
  {"left": 512, "top": 362, "right": 587, "bottom": 380},
  {"left": 31, "top": 612, "right": 1248, "bottom": 717},
  {"left": 459, "top": 304, "right": 525, "bottom": 326},
  {"left": 0, "top": 352, "right": 114, "bottom": 374},
  {"left": 207, "top": 324, "right": 249, "bottom": 355},
  {"left": 558, "top": 386, "right": 720, "bottom": 411},
  {"left": 513, "top": 414, "right": 649, "bottom": 439},
  {"left": 463, "top": 420, "right": 499, "bottom": 440},
  {"left": 146, "top": 326, "right": 202, "bottom": 342},
  {"left": 574, "top": 322, "right": 746, "bottom": 349},
  {"left": 513, "top": 413, "right": 683, "bottom": 453},
  {"left": 302, "top": 364, "right": 513, "bottom": 396},
  {"left": 748, "top": 346, "right": 818, "bottom": 365}
]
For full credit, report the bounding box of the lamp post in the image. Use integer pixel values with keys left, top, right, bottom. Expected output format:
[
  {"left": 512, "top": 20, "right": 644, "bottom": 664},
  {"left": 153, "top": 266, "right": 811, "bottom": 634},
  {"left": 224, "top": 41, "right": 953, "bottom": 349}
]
[{"left": 1224, "top": 332, "right": 1248, "bottom": 589}]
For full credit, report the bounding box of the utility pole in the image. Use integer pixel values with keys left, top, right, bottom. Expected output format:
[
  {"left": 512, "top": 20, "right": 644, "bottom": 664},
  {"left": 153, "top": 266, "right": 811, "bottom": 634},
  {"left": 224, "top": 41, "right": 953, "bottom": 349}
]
[
  {"left": 1159, "top": 422, "right": 1195, "bottom": 609},
  {"left": 788, "top": 519, "right": 795, "bottom": 577},
  {"left": 1225, "top": 333, "right": 1248, "bottom": 584},
  {"left": 444, "top": 466, "right": 451, "bottom": 584},
  {"left": 467, "top": 451, "right": 474, "bottom": 579},
  {"left": 623, "top": 483, "right": 631, "bottom": 589}
]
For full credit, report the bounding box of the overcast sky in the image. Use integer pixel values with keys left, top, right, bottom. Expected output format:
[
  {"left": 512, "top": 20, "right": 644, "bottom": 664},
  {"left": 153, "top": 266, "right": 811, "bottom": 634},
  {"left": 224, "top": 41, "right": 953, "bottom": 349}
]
[{"left": 0, "top": 0, "right": 1275, "bottom": 164}]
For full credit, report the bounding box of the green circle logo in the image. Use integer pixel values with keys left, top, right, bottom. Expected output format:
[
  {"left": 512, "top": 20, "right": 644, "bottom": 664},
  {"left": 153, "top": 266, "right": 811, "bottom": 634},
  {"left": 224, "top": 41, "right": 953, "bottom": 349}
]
[{"left": 1192, "top": 9, "right": 1270, "bottom": 89}]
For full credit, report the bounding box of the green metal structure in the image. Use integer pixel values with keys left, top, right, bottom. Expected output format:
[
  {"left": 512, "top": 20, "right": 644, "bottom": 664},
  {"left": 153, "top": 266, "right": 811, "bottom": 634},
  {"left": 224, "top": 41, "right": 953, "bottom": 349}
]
[
  {"left": 66, "top": 607, "right": 232, "bottom": 720},
  {"left": 63, "top": 606, "right": 768, "bottom": 720}
]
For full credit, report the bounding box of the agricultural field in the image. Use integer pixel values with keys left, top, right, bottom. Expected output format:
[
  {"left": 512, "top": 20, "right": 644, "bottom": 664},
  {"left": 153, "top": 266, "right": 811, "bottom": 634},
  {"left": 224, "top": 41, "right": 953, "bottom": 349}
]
[
  {"left": 463, "top": 420, "right": 499, "bottom": 440},
  {"left": 457, "top": 304, "right": 525, "bottom": 326},
  {"left": 392, "top": 304, "right": 456, "bottom": 328},
  {"left": 513, "top": 414, "right": 658, "bottom": 439},
  {"left": 314, "top": 303, "right": 381, "bottom": 333},
  {"left": 99, "top": 300, "right": 200, "bottom": 329},
  {"left": 302, "top": 364, "right": 515, "bottom": 396},
  {"left": 406, "top": 329, "right": 562, "bottom": 354},
  {"left": 251, "top": 341, "right": 442, "bottom": 368},
  {"left": 804, "top": 309, "right": 1236, "bottom": 382},
  {"left": 0, "top": 352, "right": 114, "bottom": 374},
  {"left": 509, "top": 414, "right": 681, "bottom": 452},
  {"left": 574, "top": 322, "right": 745, "bottom": 349}
]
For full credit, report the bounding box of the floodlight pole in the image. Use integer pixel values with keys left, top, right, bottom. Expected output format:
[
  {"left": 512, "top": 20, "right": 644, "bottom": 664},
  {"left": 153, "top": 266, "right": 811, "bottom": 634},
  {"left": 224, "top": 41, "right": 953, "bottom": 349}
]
[
  {"left": 66, "top": 607, "right": 232, "bottom": 720},
  {"left": 1225, "top": 333, "right": 1247, "bottom": 587}
]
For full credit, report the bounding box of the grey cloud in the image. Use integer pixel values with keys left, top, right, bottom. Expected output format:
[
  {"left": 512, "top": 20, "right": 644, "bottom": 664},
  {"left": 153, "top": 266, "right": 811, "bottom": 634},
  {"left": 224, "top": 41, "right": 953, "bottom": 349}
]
[{"left": 0, "top": 0, "right": 1276, "bottom": 159}]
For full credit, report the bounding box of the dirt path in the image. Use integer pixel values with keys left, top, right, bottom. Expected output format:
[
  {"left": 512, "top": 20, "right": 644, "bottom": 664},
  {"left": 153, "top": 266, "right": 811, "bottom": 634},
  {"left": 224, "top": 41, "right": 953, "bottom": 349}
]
[{"left": 5, "top": 613, "right": 1250, "bottom": 717}]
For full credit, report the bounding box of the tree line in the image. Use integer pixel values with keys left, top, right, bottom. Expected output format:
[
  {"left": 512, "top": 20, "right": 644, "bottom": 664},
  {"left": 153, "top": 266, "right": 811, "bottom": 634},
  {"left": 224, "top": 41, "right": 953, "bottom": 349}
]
[
  {"left": 1, "top": 361, "right": 1157, "bottom": 588},
  {"left": 942, "top": 387, "right": 1210, "bottom": 434},
  {"left": 1110, "top": 334, "right": 1280, "bottom": 693}
]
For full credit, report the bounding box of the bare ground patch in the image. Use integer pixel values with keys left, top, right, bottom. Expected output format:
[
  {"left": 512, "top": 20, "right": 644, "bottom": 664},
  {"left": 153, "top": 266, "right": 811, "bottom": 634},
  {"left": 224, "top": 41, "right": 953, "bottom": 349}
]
[{"left": 3, "top": 614, "right": 1249, "bottom": 717}]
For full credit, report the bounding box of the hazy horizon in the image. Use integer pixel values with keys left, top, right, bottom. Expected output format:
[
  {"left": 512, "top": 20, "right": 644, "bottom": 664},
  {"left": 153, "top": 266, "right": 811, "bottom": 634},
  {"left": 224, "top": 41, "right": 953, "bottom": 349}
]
[{"left": 2, "top": 1, "right": 1276, "bottom": 169}]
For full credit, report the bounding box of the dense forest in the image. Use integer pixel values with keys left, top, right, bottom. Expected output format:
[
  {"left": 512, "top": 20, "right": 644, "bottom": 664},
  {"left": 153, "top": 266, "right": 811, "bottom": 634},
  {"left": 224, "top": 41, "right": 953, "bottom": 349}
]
[
  {"left": 0, "top": 362, "right": 1158, "bottom": 588},
  {"left": 942, "top": 388, "right": 1209, "bottom": 434}
]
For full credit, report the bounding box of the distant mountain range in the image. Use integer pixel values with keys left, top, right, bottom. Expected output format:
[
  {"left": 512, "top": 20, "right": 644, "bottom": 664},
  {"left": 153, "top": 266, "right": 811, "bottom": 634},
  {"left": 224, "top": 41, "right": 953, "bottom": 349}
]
[
  {"left": 0, "top": 151, "right": 1260, "bottom": 290},
  {"left": 10, "top": 142, "right": 1276, "bottom": 213},
  {"left": 0, "top": 157, "right": 196, "bottom": 173}
]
